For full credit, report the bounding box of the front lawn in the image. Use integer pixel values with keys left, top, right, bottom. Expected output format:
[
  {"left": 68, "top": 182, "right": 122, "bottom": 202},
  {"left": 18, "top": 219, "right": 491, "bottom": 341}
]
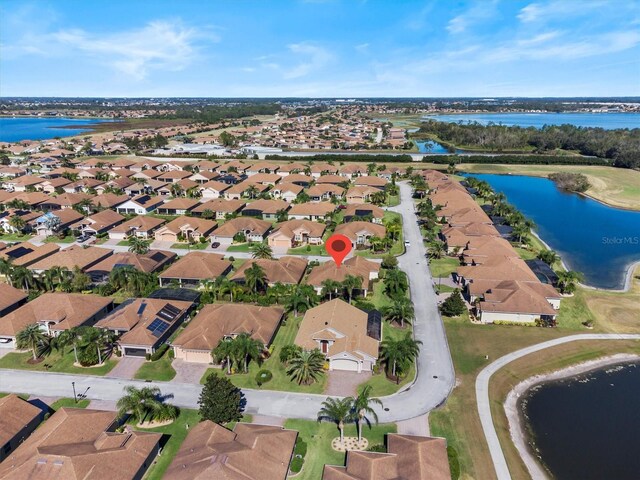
[
  {"left": 44, "top": 235, "right": 76, "bottom": 243},
  {"left": 0, "top": 350, "right": 118, "bottom": 376},
  {"left": 283, "top": 419, "right": 396, "bottom": 480},
  {"left": 226, "top": 243, "right": 252, "bottom": 252},
  {"left": 134, "top": 355, "right": 176, "bottom": 381},
  {"left": 288, "top": 244, "right": 328, "bottom": 256},
  {"left": 200, "top": 314, "right": 327, "bottom": 394},
  {"left": 428, "top": 257, "right": 460, "bottom": 279},
  {"left": 50, "top": 397, "right": 90, "bottom": 410},
  {"left": 0, "top": 233, "right": 32, "bottom": 242},
  {"left": 117, "top": 240, "right": 131, "bottom": 246},
  {"left": 171, "top": 242, "right": 208, "bottom": 250}
]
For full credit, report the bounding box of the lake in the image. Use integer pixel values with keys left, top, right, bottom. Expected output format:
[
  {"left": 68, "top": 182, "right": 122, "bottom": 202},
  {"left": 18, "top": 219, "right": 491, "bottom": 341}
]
[
  {"left": 523, "top": 362, "right": 640, "bottom": 479},
  {"left": 415, "top": 139, "right": 451, "bottom": 154},
  {"left": 465, "top": 173, "right": 640, "bottom": 289},
  {"left": 0, "top": 117, "right": 118, "bottom": 142},
  {"left": 423, "top": 112, "right": 640, "bottom": 130}
]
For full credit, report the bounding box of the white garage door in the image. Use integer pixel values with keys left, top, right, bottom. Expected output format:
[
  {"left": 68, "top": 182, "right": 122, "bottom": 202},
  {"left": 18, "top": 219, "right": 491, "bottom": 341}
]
[{"left": 331, "top": 359, "right": 359, "bottom": 372}]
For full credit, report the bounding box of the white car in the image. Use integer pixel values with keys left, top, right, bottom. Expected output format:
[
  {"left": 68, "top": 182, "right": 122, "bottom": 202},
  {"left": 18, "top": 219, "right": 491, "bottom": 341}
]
[{"left": 404, "top": 241, "right": 411, "bottom": 247}]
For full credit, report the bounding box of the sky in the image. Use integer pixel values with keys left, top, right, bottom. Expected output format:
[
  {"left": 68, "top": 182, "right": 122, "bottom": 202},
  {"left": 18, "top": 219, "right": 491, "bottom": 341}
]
[{"left": 1, "top": 0, "right": 639, "bottom": 97}]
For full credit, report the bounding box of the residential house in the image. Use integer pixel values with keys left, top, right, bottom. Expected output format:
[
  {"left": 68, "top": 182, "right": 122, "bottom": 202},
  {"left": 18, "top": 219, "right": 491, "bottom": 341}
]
[
  {"left": 343, "top": 203, "right": 384, "bottom": 224},
  {"left": 156, "top": 198, "right": 200, "bottom": 216},
  {"left": 242, "top": 199, "right": 289, "bottom": 220},
  {"left": 315, "top": 174, "right": 344, "bottom": 185},
  {"left": 154, "top": 217, "right": 217, "bottom": 243},
  {"left": 225, "top": 181, "right": 270, "bottom": 200},
  {"left": 0, "top": 242, "right": 59, "bottom": 268},
  {"left": 0, "top": 283, "right": 28, "bottom": 318},
  {"left": 0, "top": 394, "right": 43, "bottom": 462},
  {"left": 28, "top": 245, "right": 113, "bottom": 273},
  {"left": 305, "top": 256, "right": 380, "bottom": 296},
  {"left": 270, "top": 182, "right": 304, "bottom": 202},
  {"left": 33, "top": 210, "right": 84, "bottom": 236},
  {"left": 108, "top": 216, "right": 166, "bottom": 240},
  {"left": 267, "top": 219, "right": 326, "bottom": 250},
  {"left": 231, "top": 257, "right": 308, "bottom": 286},
  {"left": 164, "top": 421, "right": 297, "bottom": 480},
  {"left": 91, "top": 193, "right": 129, "bottom": 210},
  {"left": 115, "top": 194, "right": 164, "bottom": 215},
  {"left": 0, "top": 408, "right": 161, "bottom": 480},
  {"left": 306, "top": 184, "right": 344, "bottom": 202},
  {"left": 96, "top": 298, "right": 193, "bottom": 357},
  {"left": 0, "top": 293, "right": 113, "bottom": 347},
  {"left": 71, "top": 209, "right": 125, "bottom": 235},
  {"left": 86, "top": 250, "right": 176, "bottom": 283},
  {"left": 294, "top": 299, "right": 379, "bottom": 373},
  {"left": 198, "top": 180, "right": 230, "bottom": 199},
  {"left": 191, "top": 199, "right": 245, "bottom": 220},
  {"left": 158, "top": 252, "right": 232, "bottom": 288},
  {"left": 284, "top": 173, "right": 313, "bottom": 187},
  {"left": 346, "top": 185, "right": 379, "bottom": 204},
  {"left": 211, "top": 217, "right": 271, "bottom": 245},
  {"left": 172, "top": 304, "right": 284, "bottom": 363},
  {"left": 334, "top": 221, "right": 386, "bottom": 249},
  {"left": 287, "top": 202, "right": 336, "bottom": 221}
]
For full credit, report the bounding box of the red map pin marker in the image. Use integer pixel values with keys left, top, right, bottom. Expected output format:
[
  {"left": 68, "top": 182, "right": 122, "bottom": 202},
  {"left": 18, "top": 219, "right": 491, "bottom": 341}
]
[{"left": 326, "top": 234, "right": 352, "bottom": 267}]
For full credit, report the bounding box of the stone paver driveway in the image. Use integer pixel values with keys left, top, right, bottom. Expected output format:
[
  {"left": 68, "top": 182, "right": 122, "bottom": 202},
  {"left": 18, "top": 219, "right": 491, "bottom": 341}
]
[
  {"left": 325, "top": 370, "right": 372, "bottom": 396},
  {"left": 108, "top": 357, "right": 145, "bottom": 379},
  {"left": 171, "top": 359, "right": 210, "bottom": 384}
]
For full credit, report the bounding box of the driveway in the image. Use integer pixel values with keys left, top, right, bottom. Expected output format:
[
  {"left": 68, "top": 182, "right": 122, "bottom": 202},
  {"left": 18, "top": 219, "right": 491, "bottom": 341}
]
[
  {"left": 171, "top": 359, "right": 209, "bottom": 384},
  {"left": 325, "top": 371, "right": 371, "bottom": 397},
  {"left": 107, "top": 357, "right": 145, "bottom": 379}
]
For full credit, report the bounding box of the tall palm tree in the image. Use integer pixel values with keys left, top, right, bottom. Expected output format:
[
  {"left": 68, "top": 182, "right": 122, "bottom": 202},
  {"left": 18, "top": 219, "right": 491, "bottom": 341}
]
[
  {"left": 8, "top": 215, "right": 26, "bottom": 232},
  {"left": 109, "top": 266, "right": 134, "bottom": 290},
  {"left": 244, "top": 263, "right": 267, "bottom": 297},
  {"left": 321, "top": 279, "right": 341, "bottom": 300},
  {"left": 116, "top": 385, "right": 179, "bottom": 424},
  {"left": 556, "top": 270, "right": 583, "bottom": 294},
  {"left": 128, "top": 236, "right": 151, "bottom": 255},
  {"left": 317, "top": 397, "right": 354, "bottom": 445},
  {"left": 212, "top": 338, "right": 235, "bottom": 374},
  {"left": 232, "top": 333, "right": 264, "bottom": 373},
  {"left": 341, "top": 275, "right": 362, "bottom": 304},
  {"left": 352, "top": 385, "right": 383, "bottom": 442},
  {"left": 55, "top": 327, "right": 82, "bottom": 363},
  {"left": 287, "top": 349, "right": 325, "bottom": 385},
  {"left": 10, "top": 266, "right": 36, "bottom": 292},
  {"left": 285, "top": 287, "right": 310, "bottom": 317},
  {"left": 384, "top": 269, "right": 408, "bottom": 299},
  {"left": 382, "top": 298, "right": 415, "bottom": 328},
  {"left": 0, "top": 258, "right": 14, "bottom": 286},
  {"left": 16, "top": 324, "right": 49, "bottom": 360},
  {"left": 251, "top": 243, "right": 273, "bottom": 259},
  {"left": 427, "top": 240, "right": 446, "bottom": 259},
  {"left": 379, "top": 333, "right": 422, "bottom": 381}
]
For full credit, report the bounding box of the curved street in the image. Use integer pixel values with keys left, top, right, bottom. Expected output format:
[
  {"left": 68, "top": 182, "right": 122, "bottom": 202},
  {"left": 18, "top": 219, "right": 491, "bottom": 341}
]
[
  {"left": 476, "top": 333, "right": 640, "bottom": 480},
  {"left": 0, "top": 181, "right": 456, "bottom": 423}
]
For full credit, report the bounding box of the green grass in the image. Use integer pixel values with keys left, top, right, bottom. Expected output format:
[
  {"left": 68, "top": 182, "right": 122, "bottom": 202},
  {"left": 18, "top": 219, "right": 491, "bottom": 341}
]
[
  {"left": 171, "top": 242, "right": 208, "bottom": 250},
  {"left": 200, "top": 314, "right": 327, "bottom": 394},
  {"left": 428, "top": 257, "right": 460, "bottom": 278},
  {"left": 0, "top": 350, "right": 118, "bottom": 376},
  {"left": 283, "top": 419, "right": 397, "bottom": 480},
  {"left": 288, "top": 244, "right": 328, "bottom": 256},
  {"left": 226, "top": 243, "right": 252, "bottom": 252},
  {"left": 556, "top": 289, "right": 596, "bottom": 330},
  {"left": 0, "top": 233, "right": 32, "bottom": 242},
  {"left": 50, "top": 397, "right": 90, "bottom": 410},
  {"left": 44, "top": 235, "right": 76, "bottom": 243},
  {"left": 134, "top": 355, "right": 176, "bottom": 381},
  {"left": 369, "top": 279, "right": 392, "bottom": 310},
  {"left": 137, "top": 408, "right": 201, "bottom": 480},
  {"left": 386, "top": 195, "right": 400, "bottom": 207},
  {"left": 356, "top": 211, "right": 404, "bottom": 259},
  {"left": 117, "top": 239, "right": 131, "bottom": 246},
  {"left": 0, "top": 392, "right": 29, "bottom": 399},
  {"left": 435, "top": 284, "right": 456, "bottom": 294}
]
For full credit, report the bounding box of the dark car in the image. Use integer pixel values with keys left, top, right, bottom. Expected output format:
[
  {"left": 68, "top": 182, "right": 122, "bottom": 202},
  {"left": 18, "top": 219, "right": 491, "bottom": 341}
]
[
  {"left": 77, "top": 234, "right": 91, "bottom": 243},
  {"left": 211, "top": 242, "right": 221, "bottom": 249}
]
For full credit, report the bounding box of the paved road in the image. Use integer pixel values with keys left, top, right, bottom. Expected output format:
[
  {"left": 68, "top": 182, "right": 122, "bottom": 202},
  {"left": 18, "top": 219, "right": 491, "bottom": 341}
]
[
  {"left": 476, "top": 333, "right": 640, "bottom": 480},
  {"left": 0, "top": 182, "right": 455, "bottom": 422}
]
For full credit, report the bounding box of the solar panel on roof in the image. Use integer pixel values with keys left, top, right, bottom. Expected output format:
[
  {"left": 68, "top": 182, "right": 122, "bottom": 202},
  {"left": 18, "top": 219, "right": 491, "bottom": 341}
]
[
  {"left": 150, "top": 252, "right": 167, "bottom": 262},
  {"left": 6, "top": 246, "right": 33, "bottom": 259},
  {"left": 157, "top": 303, "right": 181, "bottom": 321},
  {"left": 146, "top": 318, "right": 170, "bottom": 337},
  {"left": 137, "top": 302, "right": 147, "bottom": 316}
]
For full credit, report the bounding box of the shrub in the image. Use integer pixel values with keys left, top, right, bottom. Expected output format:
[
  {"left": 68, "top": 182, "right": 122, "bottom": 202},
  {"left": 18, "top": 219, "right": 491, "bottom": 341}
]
[
  {"left": 255, "top": 369, "right": 273, "bottom": 384},
  {"left": 289, "top": 456, "right": 304, "bottom": 473},
  {"left": 492, "top": 320, "right": 537, "bottom": 327},
  {"left": 145, "top": 353, "right": 151, "bottom": 361},
  {"left": 381, "top": 254, "right": 398, "bottom": 269},
  {"left": 151, "top": 344, "right": 169, "bottom": 361},
  {"left": 294, "top": 438, "right": 308, "bottom": 457},
  {"left": 366, "top": 444, "right": 386, "bottom": 452},
  {"left": 168, "top": 349, "right": 175, "bottom": 360},
  {"left": 114, "top": 349, "right": 122, "bottom": 357},
  {"left": 440, "top": 289, "right": 466, "bottom": 317},
  {"left": 77, "top": 346, "right": 99, "bottom": 366}
]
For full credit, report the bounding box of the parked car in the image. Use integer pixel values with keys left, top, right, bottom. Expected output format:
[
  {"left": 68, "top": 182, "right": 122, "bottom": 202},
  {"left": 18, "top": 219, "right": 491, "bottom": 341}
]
[
  {"left": 211, "top": 241, "right": 221, "bottom": 249},
  {"left": 77, "top": 234, "right": 91, "bottom": 243}
]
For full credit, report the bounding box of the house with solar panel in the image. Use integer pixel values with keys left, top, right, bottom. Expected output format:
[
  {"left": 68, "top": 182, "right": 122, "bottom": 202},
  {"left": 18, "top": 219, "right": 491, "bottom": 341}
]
[{"left": 95, "top": 298, "right": 193, "bottom": 358}]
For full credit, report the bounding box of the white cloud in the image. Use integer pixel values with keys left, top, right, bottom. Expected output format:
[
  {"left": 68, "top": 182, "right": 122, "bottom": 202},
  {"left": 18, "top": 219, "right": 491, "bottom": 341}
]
[
  {"left": 283, "top": 42, "right": 332, "bottom": 79},
  {"left": 447, "top": 0, "right": 499, "bottom": 34},
  {"left": 355, "top": 43, "right": 370, "bottom": 53},
  {"left": 518, "top": 1, "right": 609, "bottom": 23}
]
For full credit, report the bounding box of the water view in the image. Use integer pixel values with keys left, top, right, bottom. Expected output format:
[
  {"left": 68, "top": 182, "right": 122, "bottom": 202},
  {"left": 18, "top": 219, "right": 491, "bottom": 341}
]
[
  {"left": 523, "top": 362, "right": 640, "bottom": 479},
  {"left": 0, "top": 117, "right": 118, "bottom": 142},
  {"left": 424, "top": 112, "right": 640, "bottom": 129},
  {"left": 415, "top": 139, "right": 451, "bottom": 154},
  {"left": 466, "top": 173, "right": 640, "bottom": 289}
]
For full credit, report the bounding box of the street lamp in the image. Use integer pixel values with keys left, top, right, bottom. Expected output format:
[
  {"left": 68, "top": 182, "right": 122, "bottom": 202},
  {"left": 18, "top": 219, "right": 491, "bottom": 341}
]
[{"left": 72, "top": 381, "right": 77, "bottom": 403}]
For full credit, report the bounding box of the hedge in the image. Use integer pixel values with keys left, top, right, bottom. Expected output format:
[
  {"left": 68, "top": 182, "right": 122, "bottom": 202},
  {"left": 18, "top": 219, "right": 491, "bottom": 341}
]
[
  {"left": 265, "top": 154, "right": 414, "bottom": 163},
  {"left": 150, "top": 344, "right": 170, "bottom": 361},
  {"left": 427, "top": 154, "right": 609, "bottom": 166}
]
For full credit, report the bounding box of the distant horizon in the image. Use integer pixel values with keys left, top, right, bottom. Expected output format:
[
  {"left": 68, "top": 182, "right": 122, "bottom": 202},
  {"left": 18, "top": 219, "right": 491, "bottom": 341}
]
[
  {"left": 2, "top": 0, "right": 639, "bottom": 97},
  {"left": 2, "top": 96, "right": 640, "bottom": 100}
]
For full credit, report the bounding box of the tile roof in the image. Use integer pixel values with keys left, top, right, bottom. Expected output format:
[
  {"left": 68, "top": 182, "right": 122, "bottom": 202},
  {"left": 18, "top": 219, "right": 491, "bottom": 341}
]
[
  {"left": 0, "top": 394, "right": 42, "bottom": 450},
  {"left": 230, "top": 256, "right": 308, "bottom": 285},
  {"left": 159, "top": 252, "right": 232, "bottom": 281}
]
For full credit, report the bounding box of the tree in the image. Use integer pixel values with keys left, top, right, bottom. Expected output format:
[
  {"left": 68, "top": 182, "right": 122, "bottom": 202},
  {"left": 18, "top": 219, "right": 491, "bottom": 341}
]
[
  {"left": 556, "top": 270, "right": 583, "bottom": 294},
  {"left": 212, "top": 338, "right": 235, "bottom": 374},
  {"left": 317, "top": 397, "right": 354, "bottom": 445},
  {"left": 55, "top": 327, "right": 82, "bottom": 364},
  {"left": 287, "top": 349, "right": 326, "bottom": 385},
  {"left": 232, "top": 333, "right": 264, "bottom": 373},
  {"left": 440, "top": 289, "right": 466, "bottom": 317},
  {"left": 381, "top": 254, "right": 398, "bottom": 270},
  {"left": 284, "top": 285, "right": 317, "bottom": 316},
  {"left": 128, "top": 236, "right": 151, "bottom": 255},
  {"left": 511, "top": 223, "right": 530, "bottom": 244},
  {"left": 321, "top": 279, "right": 341, "bottom": 300},
  {"left": 251, "top": 242, "right": 273, "bottom": 259},
  {"left": 16, "top": 323, "right": 49, "bottom": 360},
  {"left": 427, "top": 240, "right": 446, "bottom": 259},
  {"left": 352, "top": 385, "right": 383, "bottom": 442},
  {"left": 0, "top": 258, "right": 14, "bottom": 286},
  {"left": 379, "top": 333, "right": 422, "bottom": 381},
  {"left": 244, "top": 262, "right": 267, "bottom": 297},
  {"left": 384, "top": 268, "right": 408, "bottom": 299},
  {"left": 538, "top": 249, "right": 559, "bottom": 266},
  {"left": 279, "top": 344, "right": 302, "bottom": 365},
  {"left": 198, "top": 373, "right": 244, "bottom": 424},
  {"left": 341, "top": 274, "right": 362, "bottom": 304},
  {"left": 382, "top": 298, "right": 415, "bottom": 328},
  {"left": 10, "top": 266, "right": 36, "bottom": 292},
  {"left": 8, "top": 215, "right": 26, "bottom": 232},
  {"left": 116, "top": 386, "right": 179, "bottom": 424}
]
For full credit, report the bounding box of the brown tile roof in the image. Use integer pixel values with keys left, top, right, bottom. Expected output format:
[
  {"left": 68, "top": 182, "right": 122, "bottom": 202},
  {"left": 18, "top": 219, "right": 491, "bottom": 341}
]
[
  {"left": 306, "top": 184, "right": 345, "bottom": 197},
  {"left": 458, "top": 255, "right": 539, "bottom": 284},
  {"left": 231, "top": 256, "right": 308, "bottom": 285},
  {"left": 480, "top": 280, "right": 560, "bottom": 316},
  {"left": 269, "top": 219, "right": 326, "bottom": 240},
  {"left": 158, "top": 198, "right": 200, "bottom": 211},
  {"left": 0, "top": 242, "right": 59, "bottom": 267},
  {"left": 323, "top": 434, "right": 451, "bottom": 480},
  {"left": 0, "top": 293, "right": 112, "bottom": 337},
  {"left": 213, "top": 217, "right": 271, "bottom": 238},
  {"left": 28, "top": 245, "right": 113, "bottom": 272},
  {"left": 91, "top": 193, "right": 129, "bottom": 208},
  {"left": 295, "top": 299, "right": 378, "bottom": 360},
  {"left": 0, "top": 283, "right": 28, "bottom": 314},
  {"left": 159, "top": 252, "right": 232, "bottom": 281},
  {"left": 305, "top": 257, "right": 380, "bottom": 291},
  {"left": 243, "top": 199, "right": 289, "bottom": 215},
  {"left": 0, "top": 394, "right": 41, "bottom": 449},
  {"left": 0, "top": 408, "right": 161, "bottom": 480},
  {"left": 354, "top": 176, "right": 387, "bottom": 187},
  {"left": 192, "top": 199, "right": 245, "bottom": 215},
  {"left": 288, "top": 202, "right": 336, "bottom": 217},
  {"left": 316, "top": 174, "right": 344, "bottom": 185},
  {"left": 86, "top": 250, "right": 176, "bottom": 275},
  {"left": 157, "top": 216, "right": 217, "bottom": 236},
  {"left": 75, "top": 209, "right": 124, "bottom": 231},
  {"left": 199, "top": 180, "right": 230, "bottom": 193},
  {"left": 334, "top": 221, "right": 386, "bottom": 242},
  {"left": 343, "top": 203, "right": 384, "bottom": 219},
  {"left": 172, "top": 303, "right": 284, "bottom": 351},
  {"left": 165, "top": 421, "right": 296, "bottom": 480},
  {"left": 109, "top": 215, "right": 166, "bottom": 234}
]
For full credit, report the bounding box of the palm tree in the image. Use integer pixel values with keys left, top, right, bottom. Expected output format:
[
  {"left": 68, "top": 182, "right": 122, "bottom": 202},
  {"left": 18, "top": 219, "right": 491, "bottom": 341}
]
[
  {"left": 382, "top": 298, "right": 415, "bottom": 328},
  {"left": 232, "top": 333, "right": 264, "bottom": 373},
  {"left": 16, "top": 324, "right": 49, "bottom": 360},
  {"left": 8, "top": 215, "right": 26, "bottom": 232},
  {"left": 10, "top": 266, "right": 36, "bottom": 292},
  {"left": 0, "top": 258, "right": 14, "bottom": 286},
  {"left": 116, "top": 385, "right": 179, "bottom": 424},
  {"left": 384, "top": 268, "right": 408, "bottom": 298},
  {"left": 352, "top": 385, "right": 383, "bottom": 442},
  {"left": 287, "top": 349, "right": 326, "bottom": 385},
  {"left": 212, "top": 338, "right": 235, "bottom": 374},
  {"left": 557, "top": 270, "right": 583, "bottom": 294},
  {"left": 427, "top": 240, "right": 446, "bottom": 259},
  {"left": 251, "top": 242, "right": 273, "bottom": 259},
  {"left": 55, "top": 327, "right": 82, "bottom": 364},
  {"left": 170, "top": 183, "right": 183, "bottom": 197},
  {"left": 109, "top": 266, "right": 134, "bottom": 291},
  {"left": 321, "top": 279, "right": 341, "bottom": 300},
  {"left": 379, "top": 333, "right": 422, "bottom": 381},
  {"left": 341, "top": 275, "right": 362, "bottom": 304},
  {"left": 317, "top": 397, "right": 354, "bottom": 445},
  {"left": 128, "top": 236, "right": 151, "bottom": 255},
  {"left": 285, "top": 286, "right": 313, "bottom": 317},
  {"left": 244, "top": 262, "right": 267, "bottom": 297},
  {"left": 217, "top": 277, "right": 238, "bottom": 302},
  {"left": 511, "top": 223, "right": 530, "bottom": 244},
  {"left": 245, "top": 185, "right": 259, "bottom": 199}
]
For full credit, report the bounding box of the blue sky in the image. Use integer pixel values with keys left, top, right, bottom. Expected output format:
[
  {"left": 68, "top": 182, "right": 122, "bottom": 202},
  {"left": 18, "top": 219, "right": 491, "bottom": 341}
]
[{"left": 1, "top": 0, "right": 639, "bottom": 97}]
